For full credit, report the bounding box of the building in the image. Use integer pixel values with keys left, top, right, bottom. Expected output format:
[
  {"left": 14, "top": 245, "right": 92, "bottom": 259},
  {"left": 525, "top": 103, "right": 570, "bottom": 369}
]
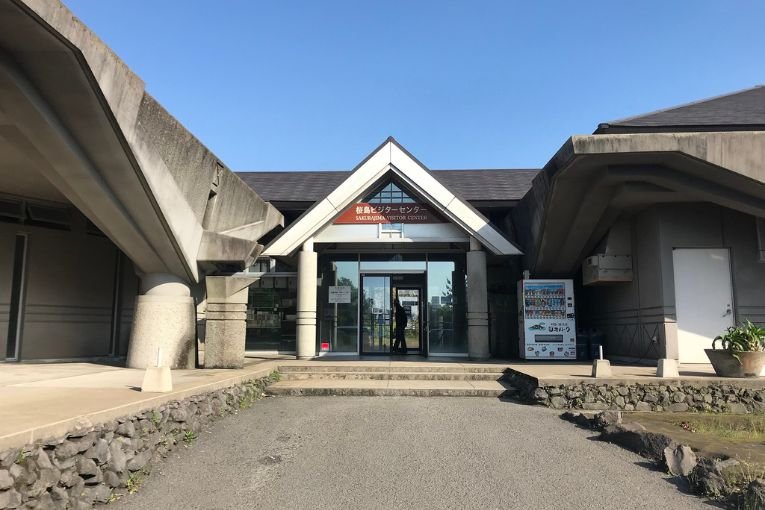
[{"left": 2, "top": 0, "right": 765, "bottom": 367}]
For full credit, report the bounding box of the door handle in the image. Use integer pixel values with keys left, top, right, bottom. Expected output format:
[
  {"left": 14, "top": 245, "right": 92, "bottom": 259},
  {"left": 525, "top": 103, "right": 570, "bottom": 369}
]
[{"left": 723, "top": 306, "right": 732, "bottom": 317}]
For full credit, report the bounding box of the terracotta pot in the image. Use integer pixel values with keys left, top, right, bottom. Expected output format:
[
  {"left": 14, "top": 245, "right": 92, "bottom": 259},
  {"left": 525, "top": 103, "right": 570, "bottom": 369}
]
[{"left": 705, "top": 349, "right": 765, "bottom": 378}]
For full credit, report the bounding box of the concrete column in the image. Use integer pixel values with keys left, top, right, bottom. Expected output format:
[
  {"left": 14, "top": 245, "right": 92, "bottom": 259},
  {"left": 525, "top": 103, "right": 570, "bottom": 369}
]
[
  {"left": 296, "top": 240, "right": 317, "bottom": 360},
  {"left": 204, "top": 276, "right": 259, "bottom": 368},
  {"left": 127, "top": 273, "right": 195, "bottom": 369},
  {"left": 467, "top": 238, "right": 490, "bottom": 360}
]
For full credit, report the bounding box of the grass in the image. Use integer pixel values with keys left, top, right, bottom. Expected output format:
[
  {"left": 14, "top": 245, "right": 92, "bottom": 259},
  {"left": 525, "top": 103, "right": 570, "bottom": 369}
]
[
  {"left": 676, "top": 415, "right": 765, "bottom": 442},
  {"left": 126, "top": 472, "right": 143, "bottom": 494},
  {"left": 183, "top": 430, "right": 197, "bottom": 445}
]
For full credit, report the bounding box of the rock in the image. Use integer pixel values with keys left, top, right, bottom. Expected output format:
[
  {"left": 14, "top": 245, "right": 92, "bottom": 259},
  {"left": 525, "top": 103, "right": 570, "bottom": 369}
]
[
  {"left": 561, "top": 411, "right": 593, "bottom": 429},
  {"left": 54, "top": 441, "right": 79, "bottom": 460},
  {"left": 0, "top": 488, "right": 21, "bottom": 509},
  {"left": 727, "top": 403, "right": 748, "bottom": 414},
  {"left": 600, "top": 422, "right": 677, "bottom": 461},
  {"left": 671, "top": 392, "right": 686, "bottom": 403},
  {"left": 549, "top": 396, "right": 567, "bottom": 409},
  {"left": 12, "top": 460, "right": 37, "bottom": 486},
  {"left": 108, "top": 442, "right": 127, "bottom": 473},
  {"left": 70, "top": 432, "right": 96, "bottom": 453},
  {"left": 35, "top": 492, "right": 54, "bottom": 509},
  {"left": 103, "top": 469, "right": 126, "bottom": 488},
  {"left": 32, "top": 449, "right": 53, "bottom": 471},
  {"left": 635, "top": 402, "right": 652, "bottom": 412},
  {"left": 81, "top": 484, "right": 113, "bottom": 504},
  {"left": 38, "top": 467, "right": 61, "bottom": 489},
  {"left": 116, "top": 421, "right": 135, "bottom": 438},
  {"left": 0, "top": 469, "right": 12, "bottom": 490},
  {"left": 75, "top": 457, "right": 99, "bottom": 477},
  {"left": 689, "top": 458, "right": 740, "bottom": 497},
  {"left": 67, "top": 418, "right": 94, "bottom": 438},
  {"left": 745, "top": 479, "right": 765, "bottom": 509},
  {"left": 593, "top": 411, "right": 622, "bottom": 430},
  {"left": 50, "top": 486, "right": 69, "bottom": 503},
  {"left": 19, "top": 479, "right": 45, "bottom": 499},
  {"left": 668, "top": 402, "right": 689, "bottom": 412},
  {"left": 0, "top": 451, "right": 18, "bottom": 471},
  {"left": 127, "top": 450, "right": 152, "bottom": 472},
  {"left": 84, "top": 439, "right": 110, "bottom": 465},
  {"left": 58, "top": 469, "right": 81, "bottom": 488},
  {"left": 170, "top": 407, "right": 188, "bottom": 423},
  {"left": 663, "top": 445, "right": 697, "bottom": 476},
  {"left": 581, "top": 402, "right": 609, "bottom": 411}
]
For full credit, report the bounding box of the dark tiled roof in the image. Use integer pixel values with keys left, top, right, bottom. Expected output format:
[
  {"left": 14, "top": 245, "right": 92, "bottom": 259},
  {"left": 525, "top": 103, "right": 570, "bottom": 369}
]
[
  {"left": 238, "top": 169, "right": 539, "bottom": 203},
  {"left": 596, "top": 85, "right": 765, "bottom": 133}
]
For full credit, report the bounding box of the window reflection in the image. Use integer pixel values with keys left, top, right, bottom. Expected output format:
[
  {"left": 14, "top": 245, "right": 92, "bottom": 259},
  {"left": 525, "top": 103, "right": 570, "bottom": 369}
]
[
  {"left": 427, "top": 257, "right": 467, "bottom": 354},
  {"left": 318, "top": 258, "right": 359, "bottom": 352}
]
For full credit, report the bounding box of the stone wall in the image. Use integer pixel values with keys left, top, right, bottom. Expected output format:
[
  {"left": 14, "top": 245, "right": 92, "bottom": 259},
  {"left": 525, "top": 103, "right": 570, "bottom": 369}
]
[
  {"left": 507, "top": 370, "right": 765, "bottom": 413},
  {"left": 0, "top": 373, "right": 278, "bottom": 509}
]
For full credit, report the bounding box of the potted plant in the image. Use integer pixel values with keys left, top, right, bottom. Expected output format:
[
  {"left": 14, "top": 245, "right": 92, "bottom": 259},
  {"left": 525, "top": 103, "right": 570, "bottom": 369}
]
[{"left": 705, "top": 320, "right": 765, "bottom": 377}]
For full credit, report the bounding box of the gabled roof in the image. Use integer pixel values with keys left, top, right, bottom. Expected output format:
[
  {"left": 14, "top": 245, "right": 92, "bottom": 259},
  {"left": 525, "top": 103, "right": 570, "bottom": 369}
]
[
  {"left": 595, "top": 85, "right": 765, "bottom": 134},
  {"left": 238, "top": 168, "right": 538, "bottom": 203},
  {"left": 261, "top": 137, "right": 523, "bottom": 257}
]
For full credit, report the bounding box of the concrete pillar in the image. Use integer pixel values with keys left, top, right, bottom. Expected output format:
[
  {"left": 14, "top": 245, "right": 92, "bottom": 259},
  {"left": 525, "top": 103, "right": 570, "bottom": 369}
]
[
  {"left": 204, "top": 276, "right": 259, "bottom": 368},
  {"left": 467, "top": 238, "right": 490, "bottom": 360},
  {"left": 127, "top": 273, "right": 195, "bottom": 369},
  {"left": 296, "top": 240, "right": 317, "bottom": 360}
]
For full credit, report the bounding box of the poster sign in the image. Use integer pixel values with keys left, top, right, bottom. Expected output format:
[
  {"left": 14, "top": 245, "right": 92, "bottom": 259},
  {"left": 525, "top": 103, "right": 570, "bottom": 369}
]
[
  {"left": 328, "top": 286, "right": 351, "bottom": 304},
  {"left": 334, "top": 202, "right": 442, "bottom": 224}
]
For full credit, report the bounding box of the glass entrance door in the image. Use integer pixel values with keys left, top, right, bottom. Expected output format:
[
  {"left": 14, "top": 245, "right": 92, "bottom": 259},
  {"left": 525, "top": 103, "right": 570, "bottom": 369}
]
[
  {"left": 396, "top": 287, "right": 423, "bottom": 354},
  {"left": 360, "top": 275, "right": 424, "bottom": 355},
  {"left": 360, "top": 275, "right": 392, "bottom": 353}
]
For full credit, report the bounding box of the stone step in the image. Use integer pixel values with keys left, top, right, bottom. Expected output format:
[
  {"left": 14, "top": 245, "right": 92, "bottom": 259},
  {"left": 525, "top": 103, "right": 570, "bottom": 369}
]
[
  {"left": 277, "top": 364, "right": 509, "bottom": 374},
  {"left": 279, "top": 371, "right": 506, "bottom": 381},
  {"left": 266, "top": 379, "right": 517, "bottom": 398}
]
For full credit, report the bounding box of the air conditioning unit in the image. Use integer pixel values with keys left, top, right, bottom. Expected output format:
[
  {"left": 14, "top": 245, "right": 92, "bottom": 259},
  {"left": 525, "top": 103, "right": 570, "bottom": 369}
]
[{"left": 583, "top": 254, "right": 632, "bottom": 286}]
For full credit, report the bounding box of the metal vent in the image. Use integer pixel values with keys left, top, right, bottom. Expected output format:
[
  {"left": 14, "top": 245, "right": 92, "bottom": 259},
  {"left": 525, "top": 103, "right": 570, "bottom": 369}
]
[
  {"left": 26, "top": 204, "right": 71, "bottom": 225},
  {"left": 0, "top": 198, "right": 24, "bottom": 220}
]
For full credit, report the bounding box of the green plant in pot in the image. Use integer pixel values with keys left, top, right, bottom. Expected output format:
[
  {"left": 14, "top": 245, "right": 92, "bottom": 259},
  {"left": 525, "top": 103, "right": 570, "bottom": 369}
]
[{"left": 705, "top": 320, "right": 765, "bottom": 378}]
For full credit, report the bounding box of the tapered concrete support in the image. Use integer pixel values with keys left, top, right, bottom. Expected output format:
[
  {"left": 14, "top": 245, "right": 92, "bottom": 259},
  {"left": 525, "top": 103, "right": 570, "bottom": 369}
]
[
  {"left": 467, "top": 238, "right": 490, "bottom": 360},
  {"left": 296, "top": 240, "right": 317, "bottom": 360},
  {"left": 204, "top": 276, "right": 259, "bottom": 368},
  {"left": 657, "top": 358, "right": 679, "bottom": 378},
  {"left": 127, "top": 273, "right": 195, "bottom": 369}
]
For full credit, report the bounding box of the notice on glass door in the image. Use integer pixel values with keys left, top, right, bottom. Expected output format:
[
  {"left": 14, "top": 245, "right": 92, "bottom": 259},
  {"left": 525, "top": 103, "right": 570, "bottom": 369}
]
[{"left": 328, "top": 286, "right": 351, "bottom": 304}]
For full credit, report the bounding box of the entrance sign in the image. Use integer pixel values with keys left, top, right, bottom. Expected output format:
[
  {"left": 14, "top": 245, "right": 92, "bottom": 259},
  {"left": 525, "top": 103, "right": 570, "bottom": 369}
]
[
  {"left": 335, "top": 202, "right": 442, "bottom": 224},
  {"left": 328, "top": 286, "right": 351, "bottom": 304}
]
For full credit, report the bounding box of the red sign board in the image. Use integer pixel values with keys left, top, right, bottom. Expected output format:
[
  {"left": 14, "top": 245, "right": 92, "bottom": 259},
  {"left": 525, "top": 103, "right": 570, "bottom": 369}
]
[{"left": 334, "top": 202, "right": 442, "bottom": 224}]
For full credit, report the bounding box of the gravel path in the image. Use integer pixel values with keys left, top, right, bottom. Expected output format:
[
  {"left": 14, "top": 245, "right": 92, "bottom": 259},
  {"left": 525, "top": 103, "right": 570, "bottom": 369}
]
[{"left": 114, "top": 397, "right": 705, "bottom": 510}]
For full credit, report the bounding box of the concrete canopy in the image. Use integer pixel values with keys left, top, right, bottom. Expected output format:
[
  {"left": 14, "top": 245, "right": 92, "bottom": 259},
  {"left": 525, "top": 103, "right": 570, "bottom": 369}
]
[
  {"left": 517, "top": 131, "right": 765, "bottom": 276},
  {"left": 262, "top": 137, "right": 523, "bottom": 257},
  {"left": 0, "top": 0, "right": 283, "bottom": 282}
]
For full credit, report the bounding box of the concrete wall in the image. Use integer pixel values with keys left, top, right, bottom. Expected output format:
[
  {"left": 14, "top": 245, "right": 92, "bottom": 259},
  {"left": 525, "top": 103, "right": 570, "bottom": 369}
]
[
  {"left": 0, "top": 225, "right": 15, "bottom": 355},
  {"left": 0, "top": 219, "right": 138, "bottom": 360},
  {"left": 582, "top": 202, "right": 765, "bottom": 361},
  {"left": 582, "top": 207, "right": 668, "bottom": 361}
]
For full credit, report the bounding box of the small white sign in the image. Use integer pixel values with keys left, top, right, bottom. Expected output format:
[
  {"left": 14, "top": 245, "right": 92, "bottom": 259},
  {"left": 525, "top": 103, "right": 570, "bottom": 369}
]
[{"left": 328, "top": 286, "right": 351, "bottom": 304}]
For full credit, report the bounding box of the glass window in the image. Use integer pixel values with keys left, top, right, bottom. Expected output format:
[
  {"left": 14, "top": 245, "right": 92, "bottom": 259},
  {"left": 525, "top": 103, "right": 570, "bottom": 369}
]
[
  {"left": 427, "top": 255, "right": 467, "bottom": 354},
  {"left": 366, "top": 180, "right": 417, "bottom": 204},
  {"left": 317, "top": 257, "right": 359, "bottom": 352},
  {"left": 245, "top": 275, "right": 297, "bottom": 352}
]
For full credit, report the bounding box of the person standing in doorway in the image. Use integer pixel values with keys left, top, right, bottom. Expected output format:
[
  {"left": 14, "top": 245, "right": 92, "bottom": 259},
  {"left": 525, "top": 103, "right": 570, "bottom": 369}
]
[{"left": 393, "top": 297, "right": 408, "bottom": 354}]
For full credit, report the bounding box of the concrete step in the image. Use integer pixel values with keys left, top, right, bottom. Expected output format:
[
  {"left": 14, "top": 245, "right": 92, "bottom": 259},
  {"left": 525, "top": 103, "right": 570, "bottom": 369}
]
[
  {"left": 266, "top": 379, "right": 517, "bottom": 398},
  {"left": 278, "top": 364, "right": 509, "bottom": 374},
  {"left": 279, "top": 371, "right": 506, "bottom": 381}
]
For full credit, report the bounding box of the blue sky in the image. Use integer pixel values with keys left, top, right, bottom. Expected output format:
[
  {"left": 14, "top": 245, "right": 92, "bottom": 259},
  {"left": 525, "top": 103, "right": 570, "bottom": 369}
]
[{"left": 66, "top": 0, "right": 764, "bottom": 171}]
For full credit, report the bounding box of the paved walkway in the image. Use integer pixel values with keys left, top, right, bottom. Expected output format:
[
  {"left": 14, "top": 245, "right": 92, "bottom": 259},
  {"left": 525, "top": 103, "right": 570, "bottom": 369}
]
[
  {"left": 0, "top": 360, "right": 279, "bottom": 450},
  {"left": 112, "top": 397, "right": 705, "bottom": 510},
  {"left": 0, "top": 357, "right": 723, "bottom": 451}
]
